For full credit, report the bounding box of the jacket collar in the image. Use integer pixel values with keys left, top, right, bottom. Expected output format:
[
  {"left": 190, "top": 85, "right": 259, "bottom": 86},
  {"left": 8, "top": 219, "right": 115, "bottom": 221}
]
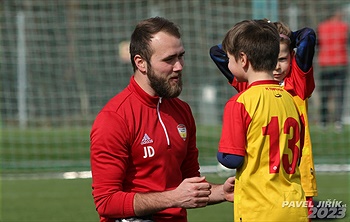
[{"left": 128, "top": 76, "right": 160, "bottom": 107}]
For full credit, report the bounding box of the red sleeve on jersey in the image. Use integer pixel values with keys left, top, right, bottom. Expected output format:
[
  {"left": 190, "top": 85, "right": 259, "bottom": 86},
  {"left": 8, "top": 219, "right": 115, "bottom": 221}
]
[
  {"left": 231, "top": 77, "right": 248, "bottom": 93},
  {"left": 90, "top": 111, "right": 136, "bottom": 218},
  {"left": 219, "top": 96, "right": 251, "bottom": 156},
  {"left": 284, "top": 57, "right": 315, "bottom": 100}
]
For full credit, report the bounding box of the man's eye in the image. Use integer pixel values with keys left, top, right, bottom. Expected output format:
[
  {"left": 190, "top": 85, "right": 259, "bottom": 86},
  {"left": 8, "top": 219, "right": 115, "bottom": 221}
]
[{"left": 164, "top": 57, "right": 175, "bottom": 63}]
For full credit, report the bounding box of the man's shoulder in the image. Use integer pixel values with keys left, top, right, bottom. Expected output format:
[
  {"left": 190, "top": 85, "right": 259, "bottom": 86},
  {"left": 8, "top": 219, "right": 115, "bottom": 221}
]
[{"left": 101, "top": 86, "right": 134, "bottom": 112}]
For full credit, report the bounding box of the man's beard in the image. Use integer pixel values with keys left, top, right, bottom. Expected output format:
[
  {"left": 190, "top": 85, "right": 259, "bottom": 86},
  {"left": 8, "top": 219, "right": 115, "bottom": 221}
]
[{"left": 147, "top": 67, "right": 182, "bottom": 99}]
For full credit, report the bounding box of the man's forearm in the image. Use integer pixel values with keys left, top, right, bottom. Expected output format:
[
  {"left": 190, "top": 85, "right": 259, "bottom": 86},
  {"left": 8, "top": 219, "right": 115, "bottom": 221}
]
[{"left": 133, "top": 191, "right": 174, "bottom": 217}]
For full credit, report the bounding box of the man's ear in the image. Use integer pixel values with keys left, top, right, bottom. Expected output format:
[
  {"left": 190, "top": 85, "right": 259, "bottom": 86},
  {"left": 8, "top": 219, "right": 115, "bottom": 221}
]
[{"left": 134, "top": 55, "right": 147, "bottom": 73}]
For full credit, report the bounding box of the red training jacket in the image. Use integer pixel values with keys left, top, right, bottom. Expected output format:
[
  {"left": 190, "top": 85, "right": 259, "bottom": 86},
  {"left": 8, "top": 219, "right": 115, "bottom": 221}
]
[{"left": 90, "top": 76, "right": 200, "bottom": 222}]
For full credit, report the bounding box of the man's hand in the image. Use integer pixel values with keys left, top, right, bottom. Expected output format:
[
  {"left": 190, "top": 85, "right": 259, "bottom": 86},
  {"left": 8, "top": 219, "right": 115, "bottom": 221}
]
[
  {"left": 133, "top": 177, "right": 211, "bottom": 217},
  {"left": 171, "top": 176, "right": 211, "bottom": 208}
]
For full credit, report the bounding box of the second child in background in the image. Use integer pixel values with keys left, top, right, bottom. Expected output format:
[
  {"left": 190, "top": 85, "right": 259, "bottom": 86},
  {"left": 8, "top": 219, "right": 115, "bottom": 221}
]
[{"left": 210, "top": 20, "right": 318, "bottom": 219}]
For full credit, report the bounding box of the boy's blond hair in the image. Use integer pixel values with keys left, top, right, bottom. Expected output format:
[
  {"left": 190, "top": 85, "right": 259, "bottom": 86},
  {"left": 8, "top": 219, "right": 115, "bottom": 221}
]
[{"left": 274, "top": 21, "right": 293, "bottom": 52}]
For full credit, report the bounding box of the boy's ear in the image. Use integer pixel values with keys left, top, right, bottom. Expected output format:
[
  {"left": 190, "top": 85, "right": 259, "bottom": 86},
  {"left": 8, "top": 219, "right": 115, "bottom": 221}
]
[
  {"left": 134, "top": 55, "right": 147, "bottom": 73},
  {"left": 240, "top": 52, "right": 248, "bottom": 68}
]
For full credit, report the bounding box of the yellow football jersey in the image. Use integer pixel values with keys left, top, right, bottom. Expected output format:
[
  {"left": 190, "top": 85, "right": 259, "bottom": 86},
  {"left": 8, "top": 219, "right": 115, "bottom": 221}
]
[{"left": 219, "top": 81, "right": 309, "bottom": 222}]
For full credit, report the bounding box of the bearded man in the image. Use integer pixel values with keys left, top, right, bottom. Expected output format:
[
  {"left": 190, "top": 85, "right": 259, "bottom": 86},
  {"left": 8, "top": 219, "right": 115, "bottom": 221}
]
[{"left": 90, "top": 17, "right": 235, "bottom": 222}]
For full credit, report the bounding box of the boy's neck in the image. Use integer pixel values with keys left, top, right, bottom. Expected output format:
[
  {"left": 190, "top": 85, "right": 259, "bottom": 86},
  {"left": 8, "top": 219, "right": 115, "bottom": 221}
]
[{"left": 247, "top": 71, "right": 274, "bottom": 85}]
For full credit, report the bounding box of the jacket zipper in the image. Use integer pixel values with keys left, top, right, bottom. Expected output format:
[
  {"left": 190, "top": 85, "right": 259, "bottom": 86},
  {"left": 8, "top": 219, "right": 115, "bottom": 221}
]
[{"left": 157, "top": 97, "right": 170, "bottom": 146}]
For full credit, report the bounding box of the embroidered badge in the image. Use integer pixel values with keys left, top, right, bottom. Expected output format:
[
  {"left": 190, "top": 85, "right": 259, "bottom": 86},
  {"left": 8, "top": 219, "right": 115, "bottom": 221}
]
[{"left": 177, "top": 124, "right": 187, "bottom": 141}]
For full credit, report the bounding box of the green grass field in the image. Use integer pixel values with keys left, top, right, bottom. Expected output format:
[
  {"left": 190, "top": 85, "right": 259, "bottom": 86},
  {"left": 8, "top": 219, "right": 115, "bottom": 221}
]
[
  {"left": 1, "top": 124, "right": 349, "bottom": 173},
  {"left": 1, "top": 125, "right": 349, "bottom": 221},
  {"left": 1, "top": 172, "right": 349, "bottom": 222}
]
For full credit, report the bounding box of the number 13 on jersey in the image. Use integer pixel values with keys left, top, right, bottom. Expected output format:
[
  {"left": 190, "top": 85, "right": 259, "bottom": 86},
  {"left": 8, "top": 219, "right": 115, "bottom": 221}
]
[{"left": 262, "top": 116, "right": 303, "bottom": 175}]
